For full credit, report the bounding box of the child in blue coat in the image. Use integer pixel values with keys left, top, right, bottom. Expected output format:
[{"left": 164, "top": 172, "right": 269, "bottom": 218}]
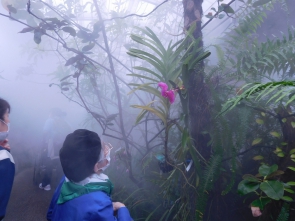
[{"left": 47, "top": 129, "right": 132, "bottom": 221}]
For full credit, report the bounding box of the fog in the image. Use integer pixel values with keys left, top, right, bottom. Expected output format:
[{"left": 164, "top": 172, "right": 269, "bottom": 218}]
[{"left": 0, "top": 0, "right": 292, "bottom": 220}]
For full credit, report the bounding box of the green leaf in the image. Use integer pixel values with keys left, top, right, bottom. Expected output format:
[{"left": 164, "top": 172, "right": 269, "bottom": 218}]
[
  {"left": 238, "top": 180, "right": 260, "bottom": 195},
  {"left": 261, "top": 112, "right": 266, "bottom": 116},
  {"left": 281, "top": 196, "right": 293, "bottom": 202},
  {"left": 62, "top": 26, "right": 76, "bottom": 37},
  {"left": 82, "top": 42, "right": 95, "bottom": 52},
  {"left": 289, "top": 149, "right": 295, "bottom": 154},
  {"left": 260, "top": 180, "right": 284, "bottom": 200},
  {"left": 132, "top": 105, "right": 167, "bottom": 125},
  {"left": 259, "top": 164, "right": 278, "bottom": 177},
  {"left": 181, "top": 129, "right": 190, "bottom": 148},
  {"left": 270, "top": 131, "right": 280, "bottom": 138},
  {"left": 252, "top": 138, "right": 262, "bottom": 146},
  {"left": 65, "top": 55, "right": 81, "bottom": 66},
  {"left": 252, "top": 0, "right": 272, "bottom": 7},
  {"left": 256, "top": 119, "right": 264, "bottom": 124},
  {"left": 291, "top": 154, "right": 295, "bottom": 159},
  {"left": 284, "top": 188, "right": 295, "bottom": 194},
  {"left": 291, "top": 122, "right": 295, "bottom": 128},
  {"left": 242, "top": 174, "right": 260, "bottom": 182},
  {"left": 287, "top": 167, "right": 295, "bottom": 172},
  {"left": 266, "top": 170, "right": 284, "bottom": 179},
  {"left": 286, "top": 182, "right": 295, "bottom": 186},
  {"left": 282, "top": 118, "right": 287, "bottom": 123},
  {"left": 253, "top": 155, "right": 264, "bottom": 161},
  {"left": 221, "top": 4, "right": 235, "bottom": 14},
  {"left": 135, "top": 109, "right": 148, "bottom": 124},
  {"left": 274, "top": 147, "right": 282, "bottom": 153},
  {"left": 251, "top": 198, "right": 271, "bottom": 210},
  {"left": 277, "top": 152, "right": 285, "bottom": 157}
]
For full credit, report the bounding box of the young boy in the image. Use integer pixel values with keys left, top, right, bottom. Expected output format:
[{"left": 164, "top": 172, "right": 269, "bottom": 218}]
[{"left": 47, "top": 129, "right": 132, "bottom": 221}]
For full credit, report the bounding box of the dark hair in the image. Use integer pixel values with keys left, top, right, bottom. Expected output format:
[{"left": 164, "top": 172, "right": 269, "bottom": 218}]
[
  {"left": 0, "top": 98, "right": 10, "bottom": 121},
  {"left": 59, "top": 129, "right": 101, "bottom": 182}
]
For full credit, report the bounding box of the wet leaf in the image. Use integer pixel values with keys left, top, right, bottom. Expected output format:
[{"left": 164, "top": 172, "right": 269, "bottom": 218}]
[
  {"left": 60, "top": 75, "right": 72, "bottom": 81},
  {"left": 221, "top": 4, "right": 235, "bottom": 14},
  {"left": 19, "top": 27, "right": 35, "bottom": 33},
  {"left": 259, "top": 164, "right": 278, "bottom": 177},
  {"left": 260, "top": 180, "right": 284, "bottom": 200},
  {"left": 62, "top": 26, "right": 76, "bottom": 37},
  {"left": 277, "top": 152, "right": 285, "bottom": 157},
  {"left": 281, "top": 196, "right": 293, "bottom": 202},
  {"left": 266, "top": 170, "right": 284, "bottom": 179},
  {"left": 284, "top": 188, "right": 295, "bottom": 194},
  {"left": 65, "top": 55, "right": 80, "bottom": 66},
  {"left": 238, "top": 180, "right": 260, "bottom": 195},
  {"left": 93, "top": 21, "right": 103, "bottom": 33},
  {"left": 253, "top": 155, "right": 264, "bottom": 161},
  {"left": 82, "top": 42, "right": 95, "bottom": 52},
  {"left": 60, "top": 82, "right": 73, "bottom": 86},
  {"left": 287, "top": 167, "right": 295, "bottom": 172},
  {"left": 252, "top": 138, "right": 262, "bottom": 146},
  {"left": 256, "top": 119, "right": 264, "bottom": 124},
  {"left": 270, "top": 131, "right": 280, "bottom": 138},
  {"left": 251, "top": 198, "right": 271, "bottom": 210},
  {"left": 242, "top": 174, "right": 260, "bottom": 182}
]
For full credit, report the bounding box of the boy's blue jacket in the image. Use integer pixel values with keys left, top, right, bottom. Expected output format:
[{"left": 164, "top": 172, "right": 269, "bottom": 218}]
[
  {"left": 0, "top": 146, "right": 15, "bottom": 219},
  {"left": 47, "top": 177, "right": 132, "bottom": 221}
]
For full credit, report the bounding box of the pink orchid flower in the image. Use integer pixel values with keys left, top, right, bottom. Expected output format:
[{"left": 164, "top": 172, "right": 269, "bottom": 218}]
[
  {"left": 251, "top": 206, "right": 262, "bottom": 217},
  {"left": 158, "top": 82, "right": 175, "bottom": 104}
]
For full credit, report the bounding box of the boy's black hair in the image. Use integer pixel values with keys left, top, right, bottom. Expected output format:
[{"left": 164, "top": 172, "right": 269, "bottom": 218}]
[
  {"left": 0, "top": 98, "right": 10, "bottom": 121},
  {"left": 59, "top": 129, "right": 101, "bottom": 182}
]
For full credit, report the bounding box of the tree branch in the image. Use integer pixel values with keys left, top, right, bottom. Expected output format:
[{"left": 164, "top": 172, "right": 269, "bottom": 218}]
[{"left": 102, "top": 0, "right": 169, "bottom": 22}]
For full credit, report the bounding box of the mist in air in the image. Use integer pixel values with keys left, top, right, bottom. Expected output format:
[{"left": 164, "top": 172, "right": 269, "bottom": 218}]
[{"left": 1, "top": 0, "right": 294, "bottom": 220}]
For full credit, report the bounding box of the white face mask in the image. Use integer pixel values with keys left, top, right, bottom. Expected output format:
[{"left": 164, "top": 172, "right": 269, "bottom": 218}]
[
  {"left": 0, "top": 120, "right": 9, "bottom": 142},
  {"left": 97, "top": 142, "right": 113, "bottom": 171}
]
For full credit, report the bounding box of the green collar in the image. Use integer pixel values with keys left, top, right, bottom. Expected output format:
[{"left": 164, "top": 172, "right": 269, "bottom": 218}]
[{"left": 57, "top": 179, "right": 113, "bottom": 204}]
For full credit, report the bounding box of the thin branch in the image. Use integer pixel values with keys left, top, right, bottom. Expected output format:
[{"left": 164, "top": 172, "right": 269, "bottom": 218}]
[
  {"left": 201, "top": 0, "right": 236, "bottom": 30},
  {"left": 102, "top": 0, "right": 169, "bottom": 22}
]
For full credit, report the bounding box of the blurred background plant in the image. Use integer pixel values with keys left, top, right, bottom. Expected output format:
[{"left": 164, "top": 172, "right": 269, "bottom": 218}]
[{"left": 2, "top": 0, "right": 295, "bottom": 220}]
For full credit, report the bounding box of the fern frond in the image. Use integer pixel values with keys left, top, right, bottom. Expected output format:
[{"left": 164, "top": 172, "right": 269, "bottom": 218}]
[{"left": 276, "top": 202, "right": 290, "bottom": 221}]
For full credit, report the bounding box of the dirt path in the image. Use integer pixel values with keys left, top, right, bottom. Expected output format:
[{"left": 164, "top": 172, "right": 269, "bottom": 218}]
[{"left": 5, "top": 167, "right": 61, "bottom": 221}]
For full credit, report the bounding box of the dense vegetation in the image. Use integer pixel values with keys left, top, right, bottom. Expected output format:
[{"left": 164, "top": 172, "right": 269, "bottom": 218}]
[{"left": 1, "top": 0, "right": 295, "bottom": 220}]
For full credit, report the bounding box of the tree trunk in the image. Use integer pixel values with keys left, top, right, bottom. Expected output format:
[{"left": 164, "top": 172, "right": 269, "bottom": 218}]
[{"left": 183, "top": 0, "right": 211, "bottom": 162}]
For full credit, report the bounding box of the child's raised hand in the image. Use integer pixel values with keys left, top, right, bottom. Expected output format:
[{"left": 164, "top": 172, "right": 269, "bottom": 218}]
[{"left": 112, "top": 202, "right": 125, "bottom": 211}]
